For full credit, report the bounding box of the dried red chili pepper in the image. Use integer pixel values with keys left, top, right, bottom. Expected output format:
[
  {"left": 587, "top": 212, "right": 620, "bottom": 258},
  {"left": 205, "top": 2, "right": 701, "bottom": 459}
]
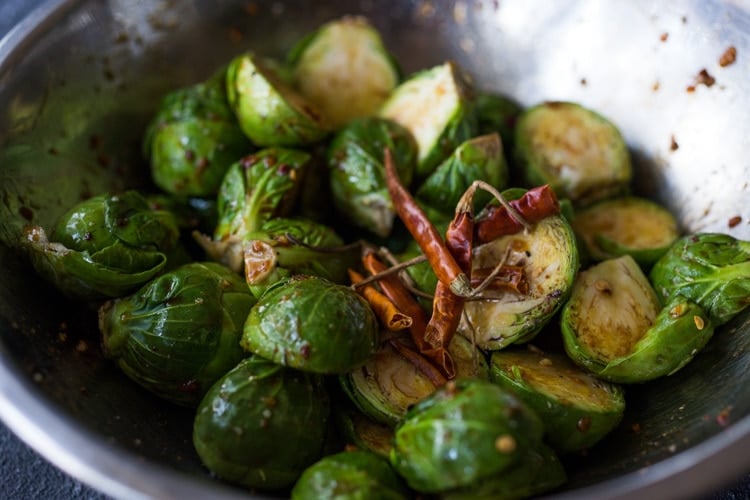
[
  {"left": 348, "top": 268, "right": 413, "bottom": 331},
  {"left": 475, "top": 184, "right": 560, "bottom": 243},
  {"left": 471, "top": 265, "right": 529, "bottom": 294},
  {"left": 383, "top": 148, "right": 472, "bottom": 297}
]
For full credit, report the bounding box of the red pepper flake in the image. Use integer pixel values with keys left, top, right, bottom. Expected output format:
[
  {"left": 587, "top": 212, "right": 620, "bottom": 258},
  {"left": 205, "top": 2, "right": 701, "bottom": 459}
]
[
  {"left": 688, "top": 69, "right": 716, "bottom": 92},
  {"left": 580, "top": 77, "right": 587, "bottom": 86},
  {"left": 719, "top": 46, "right": 737, "bottom": 67},
  {"left": 728, "top": 215, "right": 742, "bottom": 228},
  {"left": 670, "top": 135, "right": 679, "bottom": 151},
  {"left": 716, "top": 407, "right": 732, "bottom": 427},
  {"left": 660, "top": 32, "right": 669, "bottom": 42}
]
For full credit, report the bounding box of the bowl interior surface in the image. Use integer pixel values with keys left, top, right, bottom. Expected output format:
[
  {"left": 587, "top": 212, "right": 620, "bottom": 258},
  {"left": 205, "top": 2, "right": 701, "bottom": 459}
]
[{"left": 0, "top": 1, "right": 749, "bottom": 499}]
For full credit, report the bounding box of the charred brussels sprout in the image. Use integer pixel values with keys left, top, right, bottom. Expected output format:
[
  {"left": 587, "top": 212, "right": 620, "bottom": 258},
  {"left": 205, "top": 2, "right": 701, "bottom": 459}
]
[
  {"left": 390, "top": 379, "right": 544, "bottom": 493},
  {"left": 561, "top": 255, "right": 714, "bottom": 383},
  {"left": 226, "top": 52, "right": 328, "bottom": 146},
  {"left": 416, "top": 133, "right": 509, "bottom": 215},
  {"left": 379, "top": 61, "right": 477, "bottom": 179},
  {"left": 514, "top": 101, "right": 632, "bottom": 205},
  {"left": 327, "top": 117, "right": 417, "bottom": 238},
  {"left": 650, "top": 233, "right": 750, "bottom": 326},
  {"left": 572, "top": 196, "right": 679, "bottom": 267},
  {"left": 98, "top": 262, "right": 256, "bottom": 406},
  {"left": 144, "top": 69, "right": 251, "bottom": 197},
  {"left": 291, "top": 450, "right": 409, "bottom": 500},
  {"left": 289, "top": 16, "right": 400, "bottom": 129},
  {"left": 490, "top": 348, "right": 625, "bottom": 453},
  {"left": 242, "top": 275, "right": 379, "bottom": 374},
  {"left": 243, "top": 217, "right": 357, "bottom": 297},
  {"left": 23, "top": 190, "right": 182, "bottom": 302},
  {"left": 193, "top": 356, "right": 330, "bottom": 490}
]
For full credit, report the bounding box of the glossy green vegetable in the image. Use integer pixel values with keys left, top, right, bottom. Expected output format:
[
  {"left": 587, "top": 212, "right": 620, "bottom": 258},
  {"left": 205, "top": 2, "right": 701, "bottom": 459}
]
[
  {"left": 475, "top": 92, "right": 523, "bottom": 157},
  {"left": 289, "top": 16, "right": 400, "bottom": 129},
  {"left": 390, "top": 378, "right": 544, "bottom": 493},
  {"left": 243, "top": 217, "right": 357, "bottom": 297},
  {"left": 335, "top": 402, "right": 395, "bottom": 459},
  {"left": 291, "top": 450, "right": 409, "bottom": 500},
  {"left": 226, "top": 52, "right": 329, "bottom": 146},
  {"left": 561, "top": 255, "right": 714, "bottom": 383},
  {"left": 98, "top": 262, "right": 256, "bottom": 406},
  {"left": 341, "top": 334, "right": 488, "bottom": 426},
  {"left": 327, "top": 117, "right": 417, "bottom": 237},
  {"left": 146, "top": 194, "right": 217, "bottom": 234},
  {"left": 490, "top": 348, "right": 625, "bottom": 453},
  {"left": 197, "top": 148, "right": 312, "bottom": 271},
  {"left": 193, "top": 356, "right": 330, "bottom": 490},
  {"left": 379, "top": 61, "right": 477, "bottom": 179},
  {"left": 514, "top": 101, "right": 632, "bottom": 205},
  {"left": 416, "top": 133, "right": 509, "bottom": 215},
  {"left": 144, "top": 69, "right": 251, "bottom": 197},
  {"left": 242, "top": 275, "right": 379, "bottom": 374},
  {"left": 572, "top": 196, "right": 679, "bottom": 267},
  {"left": 650, "top": 233, "right": 750, "bottom": 326},
  {"left": 23, "top": 190, "right": 182, "bottom": 302},
  {"left": 461, "top": 190, "right": 579, "bottom": 350}
]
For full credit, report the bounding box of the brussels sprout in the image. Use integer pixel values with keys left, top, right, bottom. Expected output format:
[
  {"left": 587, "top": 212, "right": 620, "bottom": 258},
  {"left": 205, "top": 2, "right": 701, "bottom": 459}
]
[
  {"left": 243, "top": 217, "right": 357, "bottom": 297},
  {"left": 242, "top": 275, "right": 379, "bottom": 374},
  {"left": 98, "top": 262, "right": 256, "bottom": 406},
  {"left": 341, "top": 334, "right": 488, "bottom": 426},
  {"left": 475, "top": 92, "right": 523, "bottom": 156},
  {"left": 572, "top": 196, "right": 679, "bottom": 267},
  {"left": 289, "top": 16, "right": 400, "bottom": 129},
  {"left": 416, "top": 133, "right": 509, "bottom": 215},
  {"left": 561, "top": 255, "right": 714, "bottom": 383},
  {"left": 143, "top": 69, "right": 252, "bottom": 197},
  {"left": 327, "top": 117, "right": 417, "bottom": 237},
  {"left": 650, "top": 233, "right": 750, "bottom": 326},
  {"left": 193, "top": 356, "right": 330, "bottom": 490},
  {"left": 335, "top": 402, "right": 395, "bottom": 458},
  {"left": 379, "top": 61, "right": 478, "bottom": 179},
  {"left": 460, "top": 193, "right": 579, "bottom": 350},
  {"left": 291, "top": 450, "right": 409, "bottom": 500},
  {"left": 146, "top": 194, "right": 217, "bottom": 234},
  {"left": 226, "top": 52, "right": 328, "bottom": 146},
  {"left": 489, "top": 348, "right": 625, "bottom": 453},
  {"left": 442, "top": 442, "right": 566, "bottom": 500},
  {"left": 23, "top": 191, "right": 182, "bottom": 302},
  {"left": 514, "top": 101, "right": 632, "bottom": 205},
  {"left": 390, "top": 379, "right": 544, "bottom": 493}
]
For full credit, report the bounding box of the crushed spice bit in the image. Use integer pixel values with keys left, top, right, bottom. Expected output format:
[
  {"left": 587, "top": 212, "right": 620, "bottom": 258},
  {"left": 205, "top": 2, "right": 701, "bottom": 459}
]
[
  {"left": 716, "top": 407, "right": 731, "bottom": 426},
  {"left": 728, "top": 215, "right": 742, "bottom": 228},
  {"left": 580, "top": 77, "right": 587, "bottom": 86},
  {"left": 660, "top": 32, "right": 669, "bottom": 42},
  {"left": 652, "top": 81, "right": 660, "bottom": 91},
  {"left": 688, "top": 69, "right": 716, "bottom": 92},
  {"left": 693, "top": 315, "right": 705, "bottom": 330},
  {"left": 75, "top": 340, "right": 89, "bottom": 352},
  {"left": 495, "top": 435, "right": 517, "bottom": 453},
  {"left": 719, "top": 46, "right": 737, "bottom": 67},
  {"left": 632, "top": 423, "right": 641, "bottom": 433},
  {"left": 670, "top": 135, "right": 679, "bottom": 151}
]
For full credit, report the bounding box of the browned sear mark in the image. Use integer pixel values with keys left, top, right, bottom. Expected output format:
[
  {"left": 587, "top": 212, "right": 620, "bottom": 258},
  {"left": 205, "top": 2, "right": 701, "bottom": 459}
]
[{"left": 719, "top": 46, "right": 737, "bottom": 67}]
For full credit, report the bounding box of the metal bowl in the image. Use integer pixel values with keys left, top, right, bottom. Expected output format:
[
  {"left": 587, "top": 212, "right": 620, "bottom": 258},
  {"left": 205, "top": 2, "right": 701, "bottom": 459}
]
[{"left": 1, "top": 1, "right": 748, "bottom": 498}]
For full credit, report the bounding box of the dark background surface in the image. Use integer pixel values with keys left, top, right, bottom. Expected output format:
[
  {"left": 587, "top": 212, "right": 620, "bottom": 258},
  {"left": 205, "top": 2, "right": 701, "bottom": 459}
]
[{"left": 1, "top": 1, "right": 750, "bottom": 500}]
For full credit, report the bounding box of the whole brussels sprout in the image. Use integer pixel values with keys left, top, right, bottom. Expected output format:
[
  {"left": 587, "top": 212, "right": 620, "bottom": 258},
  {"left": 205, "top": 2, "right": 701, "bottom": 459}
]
[
  {"left": 242, "top": 275, "right": 379, "bottom": 374},
  {"left": 226, "top": 52, "right": 329, "bottom": 146},
  {"left": 23, "top": 190, "right": 182, "bottom": 302},
  {"left": 650, "top": 233, "right": 750, "bottom": 326},
  {"left": 561, "top": 255, "right": 714, "bottom": 383},
  {"left": 390, "top": 379, "right": 544, "bottom": 493},
  {"left": 98, "top": 262, "right": 256, "bottom": 406},
  {"left": 291, "top": 450, "right": 409, "bottom": 500},
  {"left": 327, "top": 117, "right": 417, "bottom": 238},
  {"left": 193, "top": 356, "right": 330, "bottom": 490},
  {"left": 289, "top": 16, "right": 401, "bottom": 129},
  {"left": 475, "top": 92, "right": 523, "bottom": 155},
  {"left": 144, "top": 69, "right": 252, "bottom": 197}
]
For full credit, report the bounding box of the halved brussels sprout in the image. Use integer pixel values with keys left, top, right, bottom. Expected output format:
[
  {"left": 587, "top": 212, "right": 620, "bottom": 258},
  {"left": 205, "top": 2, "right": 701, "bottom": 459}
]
[
  {"left": 572, "top": 196, "right": 679, "bottom": 267},
  {"left": 98, "top": 262, "right": 256, "bottom": 406},
  {"left": 144, "top": 69, "right": 251, "bottom": 197},
  {"left": 379, "top": 61, "right": 477, "bottom": 179},
  {"left": 23, "top": 190, "right": 182, "bottom": 302},
  {"left": 291, "top": 450, "right": 409, "bottom": 500},
  {"left": 489, "top": 347, "right": 625, "bottom": 453},
  {"left": 561, "top": 255, "right": 714, "bottom": 383},
  {"left": 289, "top": 16, "right": 400, "bottom": 129},
  {"left": 461, "top": 193, "right": 579, "bottom": 350},
  {"left": 442, "top": 442, "right": 566, "bottom": 500},
  {"left": 390, "top": 379, "right": 544, "bottom": 493},
  {"left": 475, "top": 91, "right": 523, "bottom": 157},
  {"left": 335, "top": 402, "right": 395, "bottom": 458},
  {"left": 242, "top": 275, "right": 379, "bottom": 374},
  {"left": 243, "top": 217, "right": 357, "bottom": 297},
  {"left": 416, "top": 133, "right": 509, "bottom": 216},
  {"left": 327, "top": 117, "right": 417, "bottom": 238},
  {"left": 340, "top": 334, "right": 488, "bottom": 426},
  {"left": 514, "top": 101, "right": 632, "bottom": 205},
  {"left": 193, "top": 356, "right": 330, "bottom": 490},
  {"left": 650, "top": 233, "right": 750, "bottom": 326},
  {"left": 226, "top": 53, "right": 328, "bottom": 146}
]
